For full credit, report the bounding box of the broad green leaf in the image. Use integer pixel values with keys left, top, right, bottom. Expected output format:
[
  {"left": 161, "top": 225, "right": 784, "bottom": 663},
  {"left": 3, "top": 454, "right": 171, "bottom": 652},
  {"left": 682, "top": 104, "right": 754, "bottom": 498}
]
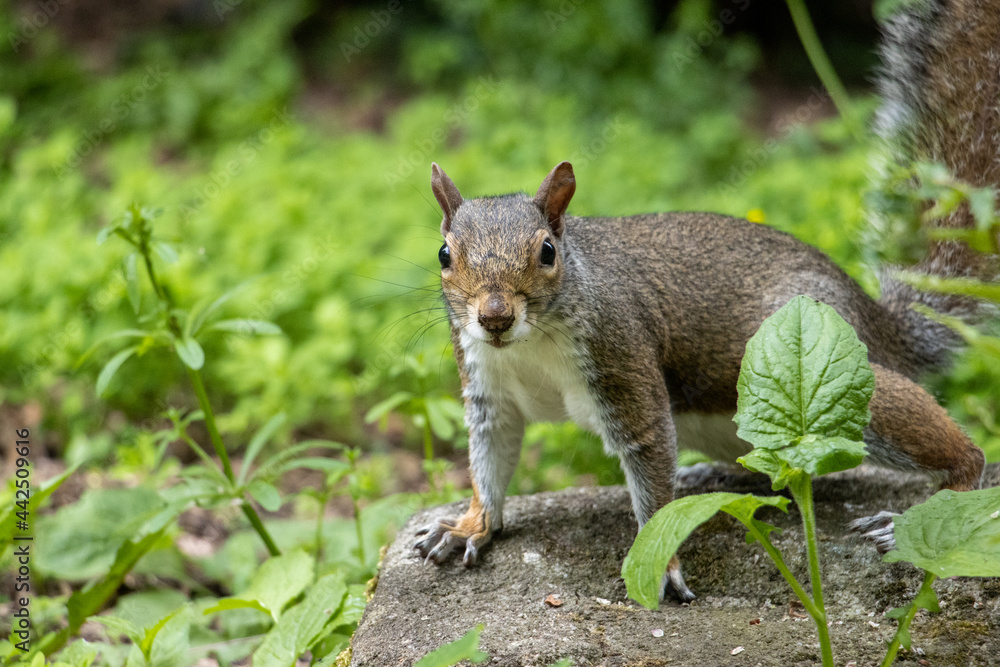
[
  {"left": 735, "top": 296, "right": 875, "bottom": 449},
  {"left": 96, "top": 346, "right": 139, "bottom": 396},
  {"left": 247, "top": 479, "right": 283, "bottom": 512},
  {"left": 173, "top": 336, "right": 205, "bottom": 370},
  {"left": 208, "top": 319, "right": 282, "bottom": 336},
  {"left": 780, "top": 435, "right": 866, "bottom": 476},
  {"left": 364, "top": 391, "right": 414, "bottom": 424},
  {"left": 124, "top": 253, "right": 141, "bottom": 314},
  {"left": 251, "top": 574, "right": 348, "bottom": 667},
  {"left": 883, "top": 486, "right": 1000, "bottom": 577},
  {"left": 36, "top": 487, "right": 166, "bottom": 580},
  {"left": 239, "top": 413, "right": 288, "bottom": 485},
  {"left": 622, "top": 492, "right": 789, "bottom": 609},
  {"left": 233, "top": 550, "right": 313, "bottom": 621},
  {"left": 739, "top": 436, "right": 866, "bottom": 483},
  {"left": 413, "top": 625, "right": 488, "bottom": 667}
]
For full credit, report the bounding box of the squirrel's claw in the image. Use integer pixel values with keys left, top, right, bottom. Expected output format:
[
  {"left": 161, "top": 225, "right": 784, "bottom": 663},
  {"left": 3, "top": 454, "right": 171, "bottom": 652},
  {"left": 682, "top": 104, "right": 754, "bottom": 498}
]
[
  {"left": 413, "top": 516, "right": 493, "bottom": 566},
  {"left": 850, "top": 511, "right": 898, "bottom": 554}
]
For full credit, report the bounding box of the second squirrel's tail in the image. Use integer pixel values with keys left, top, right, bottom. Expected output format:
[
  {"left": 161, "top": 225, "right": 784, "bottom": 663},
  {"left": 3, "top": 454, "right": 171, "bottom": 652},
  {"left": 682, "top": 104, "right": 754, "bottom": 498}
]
[{"left": 874, "top": 0, "right": 1000, "bottom": 372}]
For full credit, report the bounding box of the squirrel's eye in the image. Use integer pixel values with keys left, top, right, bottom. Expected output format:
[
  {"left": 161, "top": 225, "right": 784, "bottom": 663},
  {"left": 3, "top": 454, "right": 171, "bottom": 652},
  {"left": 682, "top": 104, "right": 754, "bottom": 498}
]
[
  {"left": 540, "top": 238, "right": 556, "bottom": 266},
  {"left": 438, "top": 243, "right": 451, "bottom": 269}
]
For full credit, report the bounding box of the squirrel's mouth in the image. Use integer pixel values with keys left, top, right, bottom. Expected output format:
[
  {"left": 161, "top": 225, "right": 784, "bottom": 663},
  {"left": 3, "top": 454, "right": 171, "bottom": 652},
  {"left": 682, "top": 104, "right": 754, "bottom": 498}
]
[{"left": 487, "top": 336, "right": 511, "bottom": 349}]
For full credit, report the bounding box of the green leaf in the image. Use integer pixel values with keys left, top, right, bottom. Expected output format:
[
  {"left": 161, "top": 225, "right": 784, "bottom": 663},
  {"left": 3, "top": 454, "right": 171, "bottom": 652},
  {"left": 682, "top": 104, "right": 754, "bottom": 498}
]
[
  {"left": 173, "top": 336, "right": 204, "bottom": 370},
  {"left": 734, "top": 296, "right": 875, "bottom": 449},
  {"left": 883, "top": 486, "right": 1000, "bottom": 577},
  {"left": 275, "top": 457, "right": 350, "bottom": 476},
  {"left": 187, "top": 282, "right": 251, "bottom": 336},
  {"left": 425, "top": 397, "right": 457, "bottom": 441},
  {"left": 251, "top": 574, "right": 348, "bottom": 667},
  {"left": 897, "top": 272, "right": 1000, "bottom": 304},
  {"left": 364, "top": 391, "right": 414, "bottom": 425},
  {"left": 152, "top": 242, "right": 178, "bottom": 265},
  {"left": 740, "top": 435, "right": 866, "bottom": 484},
  {"left": 0, "top": 466, "right": 76, "bottom": 549},
  {"left": 240, "top": 413, "right": 288, "bottom": 485},
  {"left": 254, "top": 441, "right": 344, "bottom": 482},
  {"left": 96, "top": 346, "right": 139, "bottom": 396},
  {"left": 622, "top": 492, "right": 789, "bottom": 609},
  {"left": 212, "top": 550, "right": 314, "bottom": 622},
  {"left": 247, "top": 479, "right": 283, "bottom": 512},
  {"left": 77, "top": 329, "right": 162, "bottom": 368},
  {"left": 35, "top": 488, "right": 167, "bottom": 580},
  {"left": 92, "top": 616, "right": 142, "bottom": 644},
  {"left": 124, "top": 253, "right": 141, "bottom": 314},
  {"left": 413, "top": 625, "right": 489, "bottom": 667},
  {"left": 208, "top": 319, "right": 282, "bottom": 336},
  {"left": 201, "top": 598, "right": 271, "bottom": 618}
]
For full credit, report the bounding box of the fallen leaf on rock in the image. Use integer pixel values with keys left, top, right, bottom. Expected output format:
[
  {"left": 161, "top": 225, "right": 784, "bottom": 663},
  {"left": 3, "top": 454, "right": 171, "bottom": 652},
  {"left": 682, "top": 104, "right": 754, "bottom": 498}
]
[
  {"left": 544, "top": 594, "right": 563, "bottom": 608},
  {"left": 731, "top": 646, "right": 745, "bottom": 655}
]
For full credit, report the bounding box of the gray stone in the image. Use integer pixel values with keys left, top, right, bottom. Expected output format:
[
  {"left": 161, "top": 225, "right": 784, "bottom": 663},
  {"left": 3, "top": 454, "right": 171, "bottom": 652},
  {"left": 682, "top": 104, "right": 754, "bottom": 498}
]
[{"left": 351, "top": 464, "right": 1000, "bottom": 666}]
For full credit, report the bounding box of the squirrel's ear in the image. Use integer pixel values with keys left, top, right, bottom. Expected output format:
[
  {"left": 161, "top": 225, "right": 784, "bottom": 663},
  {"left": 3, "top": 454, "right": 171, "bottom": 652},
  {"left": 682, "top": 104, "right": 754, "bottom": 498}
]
[
  {"left": 431, "top": 163, "right": 464, "bottom": 235},
  {"left": 533, "top": 161, "right": 575, "bottom": 238}
]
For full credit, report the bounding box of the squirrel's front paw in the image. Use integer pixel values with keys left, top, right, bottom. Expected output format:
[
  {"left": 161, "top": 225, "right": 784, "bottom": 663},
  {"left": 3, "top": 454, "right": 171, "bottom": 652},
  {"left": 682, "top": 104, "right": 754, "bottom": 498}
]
[{"left": 413, "top": 511, "right": 494, "bottom": 567}]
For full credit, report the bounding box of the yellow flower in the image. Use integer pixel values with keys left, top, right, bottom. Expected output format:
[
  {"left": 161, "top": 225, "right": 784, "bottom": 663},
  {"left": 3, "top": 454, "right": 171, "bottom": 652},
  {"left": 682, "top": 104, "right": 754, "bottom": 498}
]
[{"left": 746, "top": 208, "right": 766, "bottom": 223}]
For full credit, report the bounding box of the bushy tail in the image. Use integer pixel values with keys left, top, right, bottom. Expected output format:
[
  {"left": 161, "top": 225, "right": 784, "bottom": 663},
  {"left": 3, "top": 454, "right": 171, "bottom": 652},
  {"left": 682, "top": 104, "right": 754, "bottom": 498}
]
[{"left": 874, "top": 0, "right": 1000, "bottom": 372}]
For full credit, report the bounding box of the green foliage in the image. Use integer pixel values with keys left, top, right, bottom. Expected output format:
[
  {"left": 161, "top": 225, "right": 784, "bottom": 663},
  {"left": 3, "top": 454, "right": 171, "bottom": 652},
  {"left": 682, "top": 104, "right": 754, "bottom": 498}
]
[
  {"left": 622, "top": 492, "right": 789, "bottom": 609},
  {"left": 412, "top": 625, "right": 488, "bottom": 667},
  {"left": 734, "top": 295, "right": 875, "bottom": 450},
  {"left": 883, "top": 486, "right": 1000, "bottom": 578}
]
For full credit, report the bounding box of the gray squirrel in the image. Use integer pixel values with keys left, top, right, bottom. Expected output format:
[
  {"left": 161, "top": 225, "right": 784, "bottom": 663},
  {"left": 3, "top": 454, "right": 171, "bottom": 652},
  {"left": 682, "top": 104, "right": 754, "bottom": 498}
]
[{"left": 415, "top": 0, "right": 995, "bottom": 601}]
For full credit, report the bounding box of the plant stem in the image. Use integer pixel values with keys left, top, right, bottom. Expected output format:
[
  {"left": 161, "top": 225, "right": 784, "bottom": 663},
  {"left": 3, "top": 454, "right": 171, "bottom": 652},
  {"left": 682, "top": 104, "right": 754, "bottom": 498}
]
[
  {"left": 746, "top": 523, "right": 821, "bottom": 620},
  {"left": 422, "top": 415, "right": 438, "bottom": 493},
  {"left": 795, "top": 477, "right": 835, "bottom": 667},
  {"left": 784, "top": 0, "right": 860, "bottom": 138},
  {"left": 188, "top": 368, "right": 236, "bottom": 482},
  {"left": 347, "top": 451, "right": 366, "bottom": 566},
  {"left": 188, "top": 366, "right": 280, "bottom": 557},
  {"left": 881, "top": 571, "right": 938, "bottom": 667}
]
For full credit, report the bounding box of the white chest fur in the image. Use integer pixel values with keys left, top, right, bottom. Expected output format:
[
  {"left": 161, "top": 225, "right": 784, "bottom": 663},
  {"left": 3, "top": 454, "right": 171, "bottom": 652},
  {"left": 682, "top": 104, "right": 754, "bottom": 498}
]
[{"left": 459, "top": 328, "right": 605, "bottom": 435}]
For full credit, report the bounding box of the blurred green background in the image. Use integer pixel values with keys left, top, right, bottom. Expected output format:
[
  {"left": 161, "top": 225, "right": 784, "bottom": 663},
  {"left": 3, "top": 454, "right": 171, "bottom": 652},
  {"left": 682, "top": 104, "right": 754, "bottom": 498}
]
[
  {"left": 2, "top": 0, "right": 994, "bottom": 478},
  {"left": 2, "top": 0, "right": 999, "bottom": 663}
]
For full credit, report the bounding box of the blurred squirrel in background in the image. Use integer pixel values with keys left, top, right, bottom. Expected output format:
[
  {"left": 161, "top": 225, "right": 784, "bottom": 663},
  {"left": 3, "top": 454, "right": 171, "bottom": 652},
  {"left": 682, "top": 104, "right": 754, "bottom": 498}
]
[{"left": 415, "top": 0, "right": 997, "bottom": 601}]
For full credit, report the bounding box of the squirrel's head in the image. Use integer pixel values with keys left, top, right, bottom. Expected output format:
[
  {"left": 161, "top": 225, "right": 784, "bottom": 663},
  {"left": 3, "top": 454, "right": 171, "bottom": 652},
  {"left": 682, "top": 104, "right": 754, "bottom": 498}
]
[{"left": 431, "top": 161, "right": 576, "bottom": 349}]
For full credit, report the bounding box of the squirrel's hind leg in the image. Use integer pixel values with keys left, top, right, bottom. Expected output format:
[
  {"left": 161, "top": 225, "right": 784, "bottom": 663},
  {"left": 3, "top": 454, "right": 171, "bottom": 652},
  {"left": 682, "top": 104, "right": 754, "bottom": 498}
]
[
  {"left": 864, "top": 363, "right": 985, "bottom": 492},
  {"left": 852, "top": 363, "right": 985, "bottom": 552}
]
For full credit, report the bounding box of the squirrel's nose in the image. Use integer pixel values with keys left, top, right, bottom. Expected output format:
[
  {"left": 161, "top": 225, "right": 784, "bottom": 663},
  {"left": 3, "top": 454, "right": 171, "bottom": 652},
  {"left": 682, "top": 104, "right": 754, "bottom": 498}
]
[{"left": 478, "top": 294, "right": 514, "bottom": 335}]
